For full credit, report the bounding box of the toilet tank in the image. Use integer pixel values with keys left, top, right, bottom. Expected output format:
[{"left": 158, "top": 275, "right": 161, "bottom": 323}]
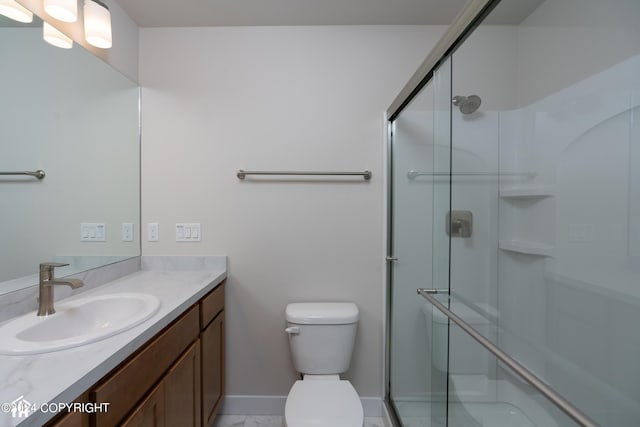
[{"left": 285, "top": 302, "right": 359, "bottom": 375}]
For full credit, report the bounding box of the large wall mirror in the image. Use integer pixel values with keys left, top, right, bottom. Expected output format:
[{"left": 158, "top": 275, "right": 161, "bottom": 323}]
[{"left": 0, "top": 12, "right": 140, "bottom": 295}]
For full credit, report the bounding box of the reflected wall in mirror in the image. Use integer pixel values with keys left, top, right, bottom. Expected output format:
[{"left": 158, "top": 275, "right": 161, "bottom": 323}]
[{"left": 0, "top": 13, "right": 140, "bottom": 295}]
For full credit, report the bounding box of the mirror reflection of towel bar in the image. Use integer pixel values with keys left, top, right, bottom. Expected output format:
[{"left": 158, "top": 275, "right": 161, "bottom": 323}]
[
  {"left": 0, "top": 170, "right": 45, "bottom": 180},
  {"left": 237, "top": 170, "right": 371, "bottom": 180},
  {"left": 407, "top": 170, "right": 535, "bottom": 179}
]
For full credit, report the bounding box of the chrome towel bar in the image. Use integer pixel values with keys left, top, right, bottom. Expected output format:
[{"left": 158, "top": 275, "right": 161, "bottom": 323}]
[
  {"left": 417, "top": 288, "right": 600, "bottom": 427},
  {"left": 237, "top": 170, "right": 371, "bottom": 180},
  {"left": 0, "top": 170, "right": 45, "bottom": 180}
]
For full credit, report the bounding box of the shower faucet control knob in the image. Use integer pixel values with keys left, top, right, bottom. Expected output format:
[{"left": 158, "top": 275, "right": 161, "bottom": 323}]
[{"left": 446, "top": 211, "right": 473, "bottom": 238}]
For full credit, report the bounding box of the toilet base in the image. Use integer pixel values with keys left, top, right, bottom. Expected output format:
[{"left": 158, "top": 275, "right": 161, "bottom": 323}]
[{"left": 284, "top": 376, "right": 364, "bottom": 427}]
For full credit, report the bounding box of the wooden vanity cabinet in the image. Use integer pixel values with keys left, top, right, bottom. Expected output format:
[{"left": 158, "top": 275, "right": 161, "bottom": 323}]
[
  {"left": 200, "top": 283, "right": 225, "bottom": 427},
  {"left": 92, "top": 306, "right": 200, "bottom": 426},
  {"left": 46, "top": 393, "right": 90, "bottom": 427},
  {"left": 49, "top": 411, "right": 89, "bottom": 427},
  {"left": 121, "top": 381, "right": 165, "bottom": 427},
  {"left": 165, "top": 339, "right": 201, "bottom": 427},
  {"left": 121, "top": 340, "right": 201, "bottom": 427},
  {"left": 47, "top": 281, "right": 225, "bottom": 427}
]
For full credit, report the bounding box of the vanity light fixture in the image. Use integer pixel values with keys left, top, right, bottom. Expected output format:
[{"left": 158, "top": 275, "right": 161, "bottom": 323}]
[
  {"left": 43, "top": 21, "right": 73, "bottom": 49},
  {"left": 43, "top": 0, "right": 77, "bottom": 22},
  {"left": 0, "top": 0, "right": 33, "bottom": 23},
  {"left": 83, "top": 0, "right": 111, "bottom": 49}
]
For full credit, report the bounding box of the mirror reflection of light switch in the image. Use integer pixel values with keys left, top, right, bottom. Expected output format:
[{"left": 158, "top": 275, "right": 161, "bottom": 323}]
[{"left": 80, "top": 223, "right": 106, "bottom": 242}]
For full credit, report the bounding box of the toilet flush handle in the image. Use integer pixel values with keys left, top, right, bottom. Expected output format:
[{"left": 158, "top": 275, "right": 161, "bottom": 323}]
[{"left": 285, "top": 326, "right": 300, "bottom": 335}]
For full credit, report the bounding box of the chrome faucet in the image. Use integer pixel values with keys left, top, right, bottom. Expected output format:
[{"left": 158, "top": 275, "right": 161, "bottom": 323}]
[{"left": 37, "top": 262, "right": 84, "bottom": 316}]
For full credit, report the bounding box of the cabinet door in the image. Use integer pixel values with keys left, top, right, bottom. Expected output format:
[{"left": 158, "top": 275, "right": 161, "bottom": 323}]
[
  {"left": 165, "top": 340, "right": 202, "bottom": 427},
  {"left": 202, "top": 312, "right": 224, "bottom": 427},
  {"left": 121, "top": 383, "right": 165, "bottom": 427},
  {"left": 45, "top": 394, "right": 90, "bottom": 427},
  {"left": 47, "top": 410, "right": 89, "bottom": 427}
]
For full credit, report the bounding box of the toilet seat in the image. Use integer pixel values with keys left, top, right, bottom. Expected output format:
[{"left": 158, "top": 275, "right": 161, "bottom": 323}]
[{"left": 285, "top": 378, "right": 364, "bottom": 427}]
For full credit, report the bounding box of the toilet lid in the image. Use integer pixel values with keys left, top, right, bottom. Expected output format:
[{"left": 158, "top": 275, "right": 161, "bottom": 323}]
[{"left": 285, "top": 380, "right": 363, "bottom": 427}]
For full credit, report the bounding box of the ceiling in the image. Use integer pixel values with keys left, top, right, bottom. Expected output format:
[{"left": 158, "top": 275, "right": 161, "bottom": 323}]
[{"left": 115, "top": 0, "right": 545, "bottom": 28}]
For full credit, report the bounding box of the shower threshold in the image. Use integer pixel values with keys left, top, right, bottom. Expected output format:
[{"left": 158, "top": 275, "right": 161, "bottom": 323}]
[{"left": 393, "top": 400, "right": 537, "bottom": 427}]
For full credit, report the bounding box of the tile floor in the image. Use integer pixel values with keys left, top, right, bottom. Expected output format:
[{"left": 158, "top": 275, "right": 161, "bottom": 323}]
[{"left": 212, "top": 415, "right": 387, "bottom": 427}]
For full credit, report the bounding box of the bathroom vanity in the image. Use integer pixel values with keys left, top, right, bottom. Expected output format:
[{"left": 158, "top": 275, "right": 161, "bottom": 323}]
[
  {"left": 0, "top": 257, "right": 226, "bottom": 427},
  {"left": 51, "top": 282, "right": 224, "bottom": 427}
]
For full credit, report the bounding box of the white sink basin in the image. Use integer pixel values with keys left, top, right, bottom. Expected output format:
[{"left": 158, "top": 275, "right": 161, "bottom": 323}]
[{"left": 0, "top": 293, "right": 160, "bottom": 355}]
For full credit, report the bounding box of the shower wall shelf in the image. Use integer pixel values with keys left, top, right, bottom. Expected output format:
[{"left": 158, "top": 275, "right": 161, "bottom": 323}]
[
  {"left": 499, "top": 186, "right": 555, "bottom": 199},
  {"left": 499, "top": 240, "right": 554, "bottom": 257}
]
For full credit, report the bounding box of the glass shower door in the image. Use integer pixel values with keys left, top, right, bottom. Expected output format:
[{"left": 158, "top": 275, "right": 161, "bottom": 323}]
[{"left": 388, "top": 58, "right": 452, "bottom": 426}]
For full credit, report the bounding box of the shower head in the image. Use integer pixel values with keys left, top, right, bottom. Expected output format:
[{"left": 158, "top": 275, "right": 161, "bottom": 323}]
[{"left": 452, "top": 95, "right": 481, "bottom": 114}]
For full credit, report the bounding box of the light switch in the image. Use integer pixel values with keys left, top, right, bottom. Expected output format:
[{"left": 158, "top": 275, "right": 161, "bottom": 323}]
[
  {"left": 176, "top": 223, "right": 201, "bottom": 242},
  {"left": 96, "top": 224, "right": 105, "bottom": 240},
  {"left": 80, "top": 223, "right": 106, "bottom": 242}
]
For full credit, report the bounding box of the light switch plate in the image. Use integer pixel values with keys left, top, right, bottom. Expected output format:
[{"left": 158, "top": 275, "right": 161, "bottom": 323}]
[
  {"left": 176, "top": 223, "right": 201, "bottom": 242},
  {"left": 81, "top": 223, "right": 106, "bottom": 242}
]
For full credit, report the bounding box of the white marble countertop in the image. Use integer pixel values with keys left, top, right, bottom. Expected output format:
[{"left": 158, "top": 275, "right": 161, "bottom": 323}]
[{"left": 0, "top": 257, "right": 226, "bottom": 427}]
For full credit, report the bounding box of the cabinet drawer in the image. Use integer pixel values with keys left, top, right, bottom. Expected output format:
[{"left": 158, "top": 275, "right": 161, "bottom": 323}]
[
  {"left": 200, "top": 282, "right": 224, "bottom": 329},
  {"left": 92, "top": 305, "right": 200, "bottom": 427}
]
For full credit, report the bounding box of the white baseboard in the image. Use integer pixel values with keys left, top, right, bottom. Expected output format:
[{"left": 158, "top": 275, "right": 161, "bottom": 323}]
[
  {"left": 220, "top": 395, "right": 286, "bottom": 416},
  {"left": 220, "top": 395, "right": 386, "bottom": 417},
  {"left": 361, "top": 397, "right": 385, "bottom": 417}
]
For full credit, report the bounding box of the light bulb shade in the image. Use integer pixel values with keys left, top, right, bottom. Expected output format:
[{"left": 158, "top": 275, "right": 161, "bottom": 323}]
[
  {"left": 84, "top": 0, "right": 111, "bottom": 49},
  {"left": 44, "top": 0, "right": 77, "bottom": 23},
  {"left": 0, "top": 0, "right": 33, "bottom": 23},
  {"left": 43, "top": 22, "right": 73, "bottom": 49}
]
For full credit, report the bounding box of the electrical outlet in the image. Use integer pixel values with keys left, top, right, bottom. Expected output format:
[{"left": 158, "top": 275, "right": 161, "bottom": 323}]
[
  {"left": 122, "top": 223, "right": 134, "bottom": 242},
  {"left": 147, "top": 222, "right": 159, "bottom": 242}
]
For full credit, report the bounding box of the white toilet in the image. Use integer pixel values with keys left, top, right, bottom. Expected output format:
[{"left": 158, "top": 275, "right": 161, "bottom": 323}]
[{"left": 284, "top": 302, "right": 364, "bottom": 427}]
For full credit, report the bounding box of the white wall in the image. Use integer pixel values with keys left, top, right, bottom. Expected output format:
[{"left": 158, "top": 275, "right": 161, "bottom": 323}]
[
  {"left": 139, "top": 25, "right": 445, "bottom": 407},
  {"left": 515, "top": 0, "right": 640, "bottom": 106}
]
